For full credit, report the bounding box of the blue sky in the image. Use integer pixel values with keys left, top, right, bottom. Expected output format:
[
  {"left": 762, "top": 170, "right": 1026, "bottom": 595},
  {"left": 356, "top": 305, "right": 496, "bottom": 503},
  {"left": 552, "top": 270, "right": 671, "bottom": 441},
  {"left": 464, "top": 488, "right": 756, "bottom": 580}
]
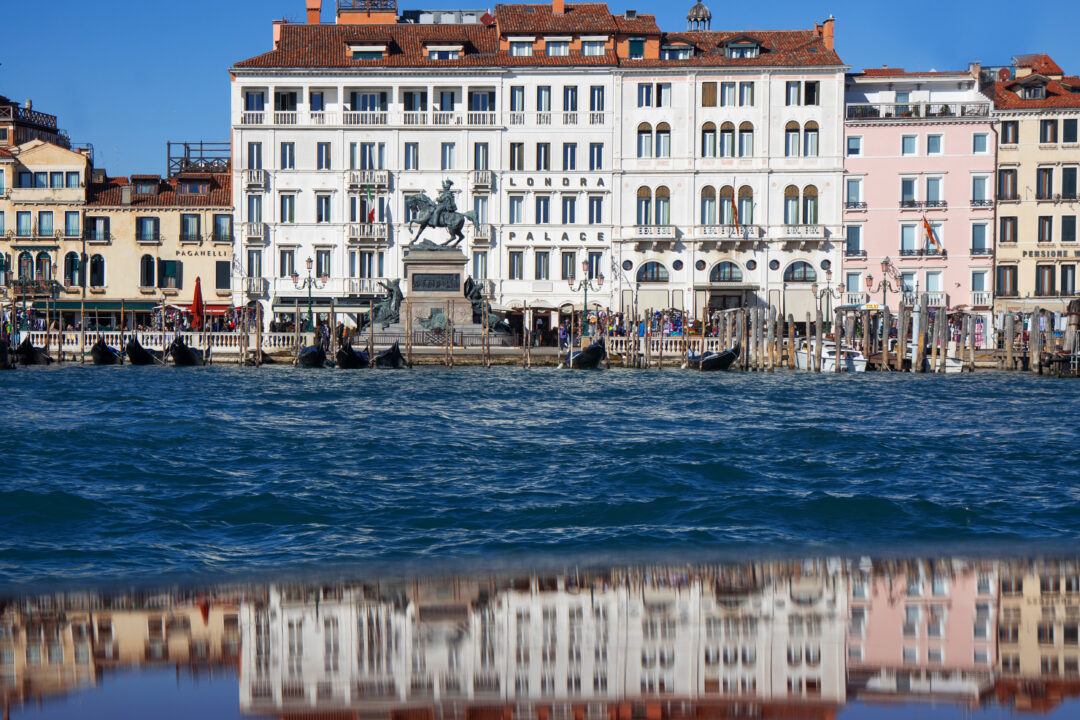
[{"left": 2, "top": 0, "right": 1074, "bottom": 175}]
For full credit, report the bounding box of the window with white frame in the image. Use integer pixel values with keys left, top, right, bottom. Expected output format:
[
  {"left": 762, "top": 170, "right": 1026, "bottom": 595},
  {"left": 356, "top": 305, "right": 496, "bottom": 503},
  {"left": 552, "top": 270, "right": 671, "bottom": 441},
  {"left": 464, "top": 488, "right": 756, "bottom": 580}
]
[
  {"left": 510, "top": 41, "right": 532, "bottom": 57},
  {"left": 847, "top": 136, "right": 862, "bottom": 156},
  {"left": 901, "top": 135, "right": 917, "bottom": 156},
  {"left": 927, "top": 134, "right": 943, "bottom": 155},
  {"left": 546, "top": 41, "right": 569, "bottom": 57}
]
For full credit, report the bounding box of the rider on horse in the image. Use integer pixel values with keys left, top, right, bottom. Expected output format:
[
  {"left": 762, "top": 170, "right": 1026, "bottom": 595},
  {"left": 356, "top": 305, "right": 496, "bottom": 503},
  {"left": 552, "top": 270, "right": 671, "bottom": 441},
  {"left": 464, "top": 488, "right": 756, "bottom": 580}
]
[{"left": 433, "top": 179, "right": 456, "bottom": 228}]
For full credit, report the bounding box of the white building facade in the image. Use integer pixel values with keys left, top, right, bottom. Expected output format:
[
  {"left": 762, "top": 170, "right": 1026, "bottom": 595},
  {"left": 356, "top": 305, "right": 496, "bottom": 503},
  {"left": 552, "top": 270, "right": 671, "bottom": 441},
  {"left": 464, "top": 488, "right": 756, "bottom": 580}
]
[{"left": 230, "top": 1, "right": 847, "bottom": 328}]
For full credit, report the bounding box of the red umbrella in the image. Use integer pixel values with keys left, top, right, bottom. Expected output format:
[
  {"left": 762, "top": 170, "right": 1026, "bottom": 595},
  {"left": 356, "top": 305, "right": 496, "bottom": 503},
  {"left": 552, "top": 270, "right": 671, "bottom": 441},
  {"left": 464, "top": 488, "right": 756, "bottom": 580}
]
[{"left": 190, "top": 276, "right": 204, "bottom": 330}]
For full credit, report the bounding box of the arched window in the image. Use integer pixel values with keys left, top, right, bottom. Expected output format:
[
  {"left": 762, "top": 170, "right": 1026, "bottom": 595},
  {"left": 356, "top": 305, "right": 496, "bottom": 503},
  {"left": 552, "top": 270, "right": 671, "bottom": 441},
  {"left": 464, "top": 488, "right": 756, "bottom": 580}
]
[
  {"left": 64, "top": 251, "right": 80, "bottom": 286},
  {"left": 655, "top": 186, "right": 671, "bottom": 225},
  {"left": 700, "top": 186, "right": 716, "bottom": 224},
  {"left": 710, "top": 261, "right": 743, "bottom": 282},
  {"left": 636, "top": 186, "right": 652, "bottom": 225},
  {"left": 783, "top": 185, "right": 800, "bottom": 225},
  {"left": 719, "top": 122, "right": 735, "bottom": 157},
  {"left": 701, "top": 122, "right": 717, "bottom": 158},
  {"left": 803, "top": 121, "right": 819, "bottom": 157},
  {"left": 803, "top": 185, "right": 819, "bottom": 225},
  {"left": 637, "top": 261, "right": 669, "bottom": 283},
  {"left": 89, "top": 254, "right": 105, "bottom": 288},
  {"left": 18, "top": 251, "right": 33, "bottom": 280},
  {"left": 719, "top": 185, "right": 734, "bottom": 225},
  {"left": 0, "top": 253, "right": 8, "bottom": 281},
  {"left": 738, "top": 121, "right": 754, "bottom": 157},
  {"left": 784, "top": 121, "right": 800, "bottom": 157},
  {"left": 637, "top": 122, "right": 653, "bottom": 158},
  {"left": 35, "top": 252, "right": 51, "bottom": 282},
  {"left": 140, "top": 254, "right": 155, "bottom": 288},
  {"left": 655, "top": 122, "right": 671, "bottom": 158},
  {"left": 783, "top": 261, "right": 816, "bottom": 282},
  {"left": 738, "top": 186, "right": 754, "bottom": 225}
]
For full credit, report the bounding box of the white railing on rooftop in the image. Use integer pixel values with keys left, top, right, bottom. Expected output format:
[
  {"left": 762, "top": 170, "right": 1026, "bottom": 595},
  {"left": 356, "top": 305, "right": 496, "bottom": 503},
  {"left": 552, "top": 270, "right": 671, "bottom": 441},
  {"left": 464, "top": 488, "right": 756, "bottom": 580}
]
[{"left": 846, "top": 102, "right": 991, "bottom": 121}]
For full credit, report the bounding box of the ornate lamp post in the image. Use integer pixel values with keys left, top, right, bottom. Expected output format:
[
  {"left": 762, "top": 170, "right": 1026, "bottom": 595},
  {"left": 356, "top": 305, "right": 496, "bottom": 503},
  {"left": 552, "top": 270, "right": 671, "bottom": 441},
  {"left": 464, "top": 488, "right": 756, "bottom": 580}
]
[
  {"left": 292, "top": 257, "right": 328, "bottom": 333},
  {"left": 567, "top": 258, "right": 604, "bottom": 336},
  {"left": 811, "top": 268, "right": 844, "bottom": 324},
  {"left": 865, "top": 256, "right": 900, "bottom": 308}
]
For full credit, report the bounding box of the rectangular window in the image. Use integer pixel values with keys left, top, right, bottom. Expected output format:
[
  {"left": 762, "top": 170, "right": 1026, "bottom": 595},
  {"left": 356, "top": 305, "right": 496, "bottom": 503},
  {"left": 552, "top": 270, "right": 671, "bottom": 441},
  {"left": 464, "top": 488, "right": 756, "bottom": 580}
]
[
  {"left": 740, "top": 128, "right": 754, "bottom": 157},
  {"left": 215, "top": 260, "right": 231, "bottom": 290},
  {"left": 846, "top": 225, "right": 862, "bottom": 254},
  {"left": 280, "top": 142, "right": 295, "bottom": 169},
  {"left": 1038, "top": 216, "right": 1053, "bottom": 242},
  {"left": 510, "top": 86, "right": 525, "bottom": 112},
  {"left": 628, "top": 39, "right": 644, "bottom": 59},
  {"left": 846, "top": 178, "right": 862, "bottom": 205},
  {"left": 997, "top": 265, "right": 1017, "bottom": 296},
  {"left": 582, "top": 40, "right": 604, "bottom": 57},
  {"left": 1001, "top": 121, "right": 1019, "bottom": 144},
  {"left": 316, "top": 195, "right": 331, "bottom": 223},
  {"left": 972, "top": 176, "right": 988, "bottom": 203},
  {"left": 535, "top": 196, "right": 550, "bottom": 224},
  {"left": 441, "top": 142, "right": 455, "bottom": 170},
  {"left": 34, "top": 172, "right": 46, "bottom": 188},
  {"left": 588, "top": 196, "right": 603, "bottom": 224},
  {"left": 536, "top": 86, "right": 551, "bottom": 112},
  {"left": 315, "top": 250, "right": 331, "bottom": 278},
  {"left": 998, "top": 169, "right": 1017, "bottom": 199},
  {"left": 901, "top": 135, "right": 917, "bottom": 155},
  {"left": 589, "top": 143, "right": 603, "bottom": 170},
  {"left": 16, "top": 211, "right": 30, "bottom": 237},
  {"left": 246, "top": 249, "right": 262, "bottom": 278},
  {"left": 49, "top": 171, "right": 63, "bottom": 189},
  {"left": 1065, "top": 119, "right": 1079, "bottom": 143},
  {"left": 509, "top": 251, "right": 523, "bottom": 280},
  {"left": 720, "top": 82, "right": 735, "bottom": 107},
  {"left": 656, "top": 83, "right": 671, "bottom": 107},
  {"left": 971, "top": 269, "right": 988, "bottom": 292},
  {"left": 66, "top": 171, "right": 80, "bottom": 188},
  {"left": 247, "top": 194, "right": 262, "bottom": 223},
  {"left": 927, "top": 134, "right": 943, "bottom": 155},
  {"left": 1036, "top": 265, "right": 1056, "bottom": 296},
  {"left": 637, "top": 83, "right": 652, "bottom": 107},
  {"left": 847, "top": 136, "right": 862, "bottom": 156},
  {"left": 535, "top": 251, "right": 550, "bottom": 280},
  {"left": 560, "top": 251, "right": 577, "bottom": 281},
  {"left": 803, "top": 81, "right": 820, "bottom": 105},
  {"left": 473, "top": 195, "right": 488, "bottom": 224},
  {"left": 1000, "top": 216, "right": 1017, "bottom": 243},
  {"left": 536, "top": 143, "right": 550, "bottom": 171},
  {"left": 510, "top": 143, "right": 525, "bottom": 171},
  {"left": 1037, "top": 167, "right": 1054, "bottom": 199},
  {"left": 563, "top": 85, "right": 577, "bottom": 112},
  {"left": 901, "top": 225, "right": 916, "bottom": 252},
  {"left": 973, "top": 133, "right": 988, "bottom": 153},
  {"left": 1062, "top": 265, "right": 1077, "bottom": 295},
  {"left": 1063, "top": 167, "right": 1078, "bottom": 199},
  {"left": 280, "top": 194, "right": 295, "bottom": 223},
  {"left": 739, "top": 82, "right": 754, "bottom": 106},
  {"left": 404, "top": 142, "right": 418, "bottom": 170},
  {"left": 589, "top": 86, "right": 604, "bottom": 112},
  {"left": 1040, "top": 119, "right": 1058, "bottom": 144},
  {"left": 180, "top": 214, "right": 200, "bottom": 242},
  {"left": 213, "top": 214, "right": 231, "bottom": 241},
  {"left": 1063, "top": 216, "right": 1077, "bottom": 242},
  {"left": 637, "top": 128, "right": 652, "bottom": 158},
  {"left": 473, "top": 250, "right": 488, "bottom": 279},
  {"left": 926, "top": 177, "right": 943, "bottom": 203},
  {"left": 785, "top": 128, "right": 799, "bottom": 157},
  {"left": 509, "top": 196, "right": 524, "bottom": 224},
  {"left": 510, "top": 41, "right": 532, "bottom": 57},
  {"left": 561, "top": 195, "right": 576, "bottom": 224},
  {"left": 785, "top": 81, "right": 800, "bottom": 106},
  {"left": 701, "top": 82, "right": 716, "bottom": 107},
  {"left": 972, "top": 224, "right": 988, "bottom": 251},
  {"left": 316, "top": 142, "right": 331, "bottom": 170},
  {"left": 562, "top": 143, "right": 577, "bottom": 171},
  {"left": 803, "top": 127, "right": 818, "bottom": 157},
  {"left": 247, "top": 141, "right": 262, "bottom": 169},
  {"left": 901, "top": 177, "right": 917, "bottom": 205},
  {"left": 62, "top": 211, "right": 79, "bottom": 238},
  {"left": 546, "top": 41, "right": 568, "bottom": 57},
  {"left": 135, "top": 216, "right": 158, "bottom": 242}
]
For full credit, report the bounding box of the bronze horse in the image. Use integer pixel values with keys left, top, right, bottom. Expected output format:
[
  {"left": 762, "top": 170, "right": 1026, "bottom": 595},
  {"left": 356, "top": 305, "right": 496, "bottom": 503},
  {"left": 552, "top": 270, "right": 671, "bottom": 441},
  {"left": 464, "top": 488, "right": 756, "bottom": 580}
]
[{"left": 405, "top": 193, "right": 478, "bottom": 248}]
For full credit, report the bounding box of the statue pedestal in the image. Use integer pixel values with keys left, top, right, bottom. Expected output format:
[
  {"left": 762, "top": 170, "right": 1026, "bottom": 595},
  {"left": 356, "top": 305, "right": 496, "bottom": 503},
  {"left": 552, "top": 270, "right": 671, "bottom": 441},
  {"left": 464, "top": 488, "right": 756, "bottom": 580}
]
[{"left": 403, "top": 247, "right": 472, "bottom": 327}]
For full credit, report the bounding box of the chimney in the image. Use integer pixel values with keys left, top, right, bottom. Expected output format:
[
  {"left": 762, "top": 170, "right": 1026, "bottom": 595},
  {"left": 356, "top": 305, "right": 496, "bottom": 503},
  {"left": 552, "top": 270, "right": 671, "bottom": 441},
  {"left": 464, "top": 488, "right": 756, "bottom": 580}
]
[
  {"left": 306, "top": 0, "right": 322, "bottom": 24},
  {"left": 121, "top": 185, "right": 132, "bottom": 205},
  {"left": 272, "top": 19, "right": 286, "bottom": 48},
  {"left": 553, "top": 0, "right": 565, "bottom": 14},
  {"left": 821, "top": 16, "right": 835, "bottom": 52}
]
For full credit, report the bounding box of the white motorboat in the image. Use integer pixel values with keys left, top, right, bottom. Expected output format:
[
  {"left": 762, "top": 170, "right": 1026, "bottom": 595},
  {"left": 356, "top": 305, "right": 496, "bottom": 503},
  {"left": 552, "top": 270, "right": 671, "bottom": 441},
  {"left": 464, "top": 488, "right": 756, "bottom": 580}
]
[
  {"left": 906, "top": 343, "right": 964, "bottom": 374},
  {"left": 794, "top": 339, "right": 868, "bottom": 372}
]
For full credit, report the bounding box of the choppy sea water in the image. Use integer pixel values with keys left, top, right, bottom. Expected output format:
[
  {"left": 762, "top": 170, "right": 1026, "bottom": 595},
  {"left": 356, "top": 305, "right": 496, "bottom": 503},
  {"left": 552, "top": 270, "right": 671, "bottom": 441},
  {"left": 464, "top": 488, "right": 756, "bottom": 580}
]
[{"left": 2, "top": 366, "right": 1078, "bottom": 586}]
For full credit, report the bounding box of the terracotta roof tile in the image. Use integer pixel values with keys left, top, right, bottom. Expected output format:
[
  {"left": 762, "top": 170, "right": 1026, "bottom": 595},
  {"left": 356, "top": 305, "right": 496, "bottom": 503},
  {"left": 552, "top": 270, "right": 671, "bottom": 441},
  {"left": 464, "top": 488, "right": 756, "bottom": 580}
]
[
  {"left": 1015, "top": 53, "right": 1063, "bottom": 76},
  {"left": 857, "top": 67, "right": 968, "bottom": 78},
  {"left": 991, "top": 75, "right": 1080, "bottom": 110},
  {"left": 495, "top": 3, "right": 620, "bottom": 34},
  {"left": 86, "top": 173, "right": 231, "bottom": 208}
]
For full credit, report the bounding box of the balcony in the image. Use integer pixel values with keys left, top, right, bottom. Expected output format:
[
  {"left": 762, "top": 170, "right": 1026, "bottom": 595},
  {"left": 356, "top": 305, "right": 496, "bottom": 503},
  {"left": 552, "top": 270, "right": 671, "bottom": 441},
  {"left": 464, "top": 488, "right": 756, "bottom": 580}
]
[
  {"left": 348, "top": 169, "right": 389, "bottom": 190},
  {"left": 243, "top": 222, "right": 266, "bottom": 242},
  {"left": 971, "top": 291, "right": 992, "bottom": 307},
  {"left": 242, "top": 277, "right": 268, "bottom": 296},
  {"left": 970, "top": 247, "right": 992, "bottom": 256},
  {"left": 633, "top": 225, "right": 676, "bottom": 239},
  {"left": 345, "top": 277, "right": 385, "bottom": 295},
  {"left": 273, "top": 111, "right": 298, "bottom": 125},
  {"left": 240, "top": 111, "right": 265, "bottom": 125},
  {"left": 845, "top": 248, "right": 867, "bottom": 258},
  {"left": 697, "top": 224, "right": 763, "bottom": 242},
  {"left": 347, "top": 222, "right": 389, "bottom": 243},
  {"left": 471, "top": 224, "right": 495, "bottom": 244},
  {"left": 344, "top": 110, "right": 389, "bottom": 126},
  {"left": 179, "top": 233, "right": 201, "bottom": 244},
  {"left": 466, "top": 111, "right": 498, "bottom": 126},
  {"left": 844, "top": 201, "right": 868, "bottom": 210},
  {"left": 846, "top": 102, "right": 991, "bottom": 121},
  {"left": 905, "top": 291, "right": 948, "bottom": 307},
  {"left": 432, "top": 111, "right": 462, "bottom": 126},
  {"left": 780, "top": 224, "right": 826, "bottom": 241},
  {"left": 472, "top": 170, "right": 492, "bottom": 189},
  {"left": 997, "top": 193, "right": 1019, "bottom": 202},
  {"left": 212, "top": 231, "right": 234, "bottom": 244},
  {"left": 924, "top": 200, "right": 948, "bottom": 210},
  {"left": 136, "top": 232, "right": 161, "bottom": 244},
  {"left": 83, "top": 231, "right": 111, "bottom": 244},
  {"left": 899, "top": 200, "right": 923, "bottom": 210},
  {"left": 845, "top": 291, "right": 868, "bottom": 306},
  {"left": 243, "top": 169, "right": 266, "bottom": 188},
  {"left": 971, "top": 198, "right": 994, "bottom": 207}
]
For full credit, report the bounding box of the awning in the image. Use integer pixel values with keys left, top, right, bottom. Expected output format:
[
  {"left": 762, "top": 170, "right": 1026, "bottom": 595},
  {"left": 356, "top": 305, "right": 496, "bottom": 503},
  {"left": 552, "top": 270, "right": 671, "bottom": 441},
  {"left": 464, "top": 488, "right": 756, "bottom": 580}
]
[
  {"left": 32, "top": 300, "right": 160, "bottom": 311},
  {"left": 271, "top": 302, "right": 373, "bottom": 314}
]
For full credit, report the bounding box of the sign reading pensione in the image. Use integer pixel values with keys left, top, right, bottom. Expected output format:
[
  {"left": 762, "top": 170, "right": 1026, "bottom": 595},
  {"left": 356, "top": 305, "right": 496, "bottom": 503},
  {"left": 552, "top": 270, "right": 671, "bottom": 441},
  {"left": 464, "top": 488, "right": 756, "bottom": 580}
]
[{"left": 411, "top": 273, "right": 461, "bottom": 292}]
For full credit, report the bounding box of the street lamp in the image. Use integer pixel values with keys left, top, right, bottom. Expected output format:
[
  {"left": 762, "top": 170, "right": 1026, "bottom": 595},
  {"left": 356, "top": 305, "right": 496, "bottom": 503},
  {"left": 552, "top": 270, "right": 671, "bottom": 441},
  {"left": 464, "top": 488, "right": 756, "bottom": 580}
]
[
  {"left": 811, "top": 268, "right": 844, "bottom": 327},
  {"left": 567, "top": 258, "right": 604, "bottom": 336},
  {"left": 292, "top": 256, "right": 328, "bottom": 333},
  {"left": 865, "top": 256, "right": 900, "bottom": 307}
]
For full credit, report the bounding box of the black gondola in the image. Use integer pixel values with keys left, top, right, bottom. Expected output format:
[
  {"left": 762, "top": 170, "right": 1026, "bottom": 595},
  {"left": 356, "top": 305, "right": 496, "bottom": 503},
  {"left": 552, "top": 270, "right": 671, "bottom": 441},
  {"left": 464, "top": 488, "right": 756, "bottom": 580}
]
[
  {"left": 0, "top": 341, "right": 15, "bottom": 370},
  {"left": 688, "top": 343, "right": 739, "bottom": 372},
  {"left": 168, "top": 337, "right": 207, "bottom": 366},
  {"left": 567, "top": 340, "right": 606, "bottom": 369},
  {"left": 296, "top": 344, "right": 327, "bottom": 368},
  {"left": 125, "top": 336, "right": 165, "bottom": 366},
  {"left": 243, "top": 350, "right": 276, "bottom": 366},
  {"left": 374, "top": 342, "right": 410, "bottom": 369},
  {"left": 15, "top": 337, "right": 54, "bottom": 365},
  {"left": 335, "top": 343, "right": 370, "bottom": 369},
  {"left": 90, "top": 336, "right": 123, "bottom": 365}
]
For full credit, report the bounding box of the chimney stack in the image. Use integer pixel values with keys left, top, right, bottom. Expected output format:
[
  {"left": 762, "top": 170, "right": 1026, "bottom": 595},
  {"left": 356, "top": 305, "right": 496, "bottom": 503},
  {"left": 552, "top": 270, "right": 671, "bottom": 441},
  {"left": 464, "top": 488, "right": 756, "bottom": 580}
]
[
  {"left": 306, "top": 0, "right": 322, "bottom": 24},
  {"left": 553, "top": 0, "right": 565, "bottom": 14},
  {"left": 821, "top": 16, "right": 835, "bottom": 52},
  {"left": 273, "top": 19, "right": 286, "bottom": 48},
  {"left": 121, "top": 185, "right": 132, "bottom": 206}
]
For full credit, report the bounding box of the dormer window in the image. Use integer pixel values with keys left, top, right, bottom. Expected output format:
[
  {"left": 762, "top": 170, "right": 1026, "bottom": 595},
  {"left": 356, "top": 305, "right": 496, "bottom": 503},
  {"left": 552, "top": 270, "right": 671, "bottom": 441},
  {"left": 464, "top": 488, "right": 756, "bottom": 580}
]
[
  {"left": 178, "top": 181, "right": 209, "bottom": 195},
  {"left": 349, "top": 44, "right": 386, "bottom": 60},
  {"left": 426, "top": 45, "right": 462, "bottom": 60},
  {"left": 726, "top": 42, "right": 759, "bottom": 59},
  {"left": 1022, "top": 84, "right": 1046, "bottom": 100},
  {"left": 661, "top": 45, "right": 692, "bottom": 60},
  {"left": 510, "top": 41, "right": 533, "bottom": 57},
  {"left": 582, "top": 39, "right": 606, "bottom": 56},
  {"left": 546, "top": 40, "right": 569, "bottom": 57},
  {"left": 628, "top": 37, "right": 645, "bottom": 60},
  {"left": 134, "top": 182, "right": 157, "bottom": 195}
]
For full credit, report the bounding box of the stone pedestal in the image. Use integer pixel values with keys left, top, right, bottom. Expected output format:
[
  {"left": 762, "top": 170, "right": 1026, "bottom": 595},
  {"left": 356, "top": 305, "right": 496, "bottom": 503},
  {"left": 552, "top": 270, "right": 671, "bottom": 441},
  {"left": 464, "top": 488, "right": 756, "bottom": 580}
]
[{"left": 403, "top": 247, "right": 473, "bottom": 327}]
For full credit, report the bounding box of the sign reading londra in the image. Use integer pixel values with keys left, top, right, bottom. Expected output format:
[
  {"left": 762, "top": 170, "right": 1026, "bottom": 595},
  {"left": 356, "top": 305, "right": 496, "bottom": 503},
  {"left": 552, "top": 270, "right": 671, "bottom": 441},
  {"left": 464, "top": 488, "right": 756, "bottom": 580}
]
[{"left": 411, "top": 273, "right": 461, "bottom": 293}]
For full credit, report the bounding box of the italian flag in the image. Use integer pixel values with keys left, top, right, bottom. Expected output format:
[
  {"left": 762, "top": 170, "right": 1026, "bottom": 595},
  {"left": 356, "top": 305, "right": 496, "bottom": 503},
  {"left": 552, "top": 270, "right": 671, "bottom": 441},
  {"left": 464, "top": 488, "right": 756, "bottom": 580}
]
[{"left": 366, "top": 185, "right": 375, "bottom": 222}]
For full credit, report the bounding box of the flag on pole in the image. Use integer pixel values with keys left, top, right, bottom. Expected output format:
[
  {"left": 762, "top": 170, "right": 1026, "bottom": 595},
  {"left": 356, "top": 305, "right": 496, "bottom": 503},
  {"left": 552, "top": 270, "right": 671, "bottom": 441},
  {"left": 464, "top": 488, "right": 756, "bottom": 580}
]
[
  {"left": 922, "top": 216, "right": 942, "bottom": 254},
  {"left": 365, "top": 185, "right": 376, "bottom": 223},
  {"left": 731, "top": 196, "right": 741, "bottom": 233}
]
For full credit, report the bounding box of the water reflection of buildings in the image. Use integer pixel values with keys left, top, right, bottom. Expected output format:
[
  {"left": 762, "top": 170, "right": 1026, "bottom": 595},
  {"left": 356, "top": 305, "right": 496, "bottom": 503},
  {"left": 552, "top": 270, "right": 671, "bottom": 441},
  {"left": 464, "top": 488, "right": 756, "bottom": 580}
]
[
  {"left": 239, "top": 562, "right": 847, "bottom": 718},
  {"left": 0, "top": 592, "right": 240, "bottom": 715}
]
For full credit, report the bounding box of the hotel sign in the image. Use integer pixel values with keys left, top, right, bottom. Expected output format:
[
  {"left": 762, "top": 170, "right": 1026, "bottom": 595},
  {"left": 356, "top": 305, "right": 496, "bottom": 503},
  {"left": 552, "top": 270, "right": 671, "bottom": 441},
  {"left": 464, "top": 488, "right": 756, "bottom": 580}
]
[
  {"left": 175, "top": 249, "right": 229, "bottom": 257},
  {"left": 507, "top": 230, "right": 607, "bottom": 243},
  {"left": 1021, "top": 249, "right": 1080, "bottom": 258},
  {"left": 505, "top": 175, "right": 607, "bottom": 190}
]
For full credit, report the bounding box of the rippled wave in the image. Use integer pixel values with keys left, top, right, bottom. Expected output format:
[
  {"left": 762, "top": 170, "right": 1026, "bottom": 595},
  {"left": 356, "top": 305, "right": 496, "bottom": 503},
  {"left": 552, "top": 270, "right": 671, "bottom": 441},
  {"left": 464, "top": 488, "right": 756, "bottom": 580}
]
[{"left": 2, "top": 366, "right": 1078, "bottom": 584}]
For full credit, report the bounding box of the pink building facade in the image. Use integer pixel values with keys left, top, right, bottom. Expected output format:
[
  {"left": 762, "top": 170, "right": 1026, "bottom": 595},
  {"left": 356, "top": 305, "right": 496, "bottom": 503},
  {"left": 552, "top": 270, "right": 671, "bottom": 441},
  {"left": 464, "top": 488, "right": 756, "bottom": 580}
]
[{"left": 842, "top": 67, "right": 996, "bottom": 345}]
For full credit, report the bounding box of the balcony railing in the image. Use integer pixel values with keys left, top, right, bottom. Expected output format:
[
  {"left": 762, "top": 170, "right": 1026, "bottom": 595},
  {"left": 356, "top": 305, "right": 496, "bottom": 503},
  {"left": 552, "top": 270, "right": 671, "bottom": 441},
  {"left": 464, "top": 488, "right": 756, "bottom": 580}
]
[
  {"left": 697, "top": 224, "right": 762, "bottom": 239},
  {"left": 472, "top": 224, "right": 495, "bottom": 243},
  {"left": 924, "top": 200, "right": 948, "bottom": 210},
  {"left": 845, "top": 291, "right": 868, "bottom": 306},
  {"left": 243, "top": 169, "right": 266, "bottom": 187},
  {"left": 634, "top": 225, "right": 676, "bottom": 239},
  {"left": 136, "top": 232, "right": 161, "bottom": 244},
  {"left": 179, "top": 232, "right": 201, "bottom": 244},
  {"left": 83, "top": 231, "right": 111, "bottom": 243},
  {"left": 466, "top": 111, "right": 498, "bottom": 126},
  {"left": 971, "top": 291, "right": 992, "bottom": 307},
  {"left": 343, "top": 111, "right": 389, "bottom": 126},
  {"left": 242, "top": 277, "right": 268, "bottom": 296},
  {"left": 971, "top": 198, "right": 994, "bottom": 207},
  {"left": 348, "top": 169, "right": 389, "bottom": 189},
  {"left": 212, "top": 232, "right": 234, "bottom": 244},
  {"left": 900, "top": 247, "right": 946, "bottom": 257},
  {"left": 273, "top": 111, "right": 298, "bottom": 125},
  {"left": 844, "top": 201, "right": 867, "bottom": 210},
  {"left": 970, "top": 247, "right": 992, "bottom": 256},
  {"left": 844, "top": 248, "right": 867, "bottom": 258},
  {"left": 243, "top": 222, "right": 266, "bottom": 240},
  {"left": 781, "top": 224, "right": 826, "bottom": 239},
  {"left": 347, "top": 222, "right": 389, "bottom": 242},
  {"left": 472, "top": 170, "right": 492, "bottom": 188},
  {"left": 905, "top": 291, "right": 947, "bottom": 306},
  {"left": 240, "top": 111, "right": 265, "bottom": 125},
  {"left": 846, "top": 102, "right": 991, "bottom": 121},
  {"left": 997, "top": 193, "right": 1019, "bottom": 201},
  {"left": 0, "top": 104, "right": 59, "bottom": 129},
  {"left": 345, "top": 277, "right": 385, "bottom": 295},
  {"left": 900, "top": 199, "right": 922, "bottom": 209}
]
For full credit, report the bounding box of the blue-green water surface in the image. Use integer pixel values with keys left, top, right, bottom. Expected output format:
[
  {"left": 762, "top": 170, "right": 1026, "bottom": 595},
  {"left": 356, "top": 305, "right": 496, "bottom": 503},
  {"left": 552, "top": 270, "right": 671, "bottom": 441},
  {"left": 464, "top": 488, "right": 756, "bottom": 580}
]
[{"left": 1, "top": 366, "right": 1078, "bottom": 584}]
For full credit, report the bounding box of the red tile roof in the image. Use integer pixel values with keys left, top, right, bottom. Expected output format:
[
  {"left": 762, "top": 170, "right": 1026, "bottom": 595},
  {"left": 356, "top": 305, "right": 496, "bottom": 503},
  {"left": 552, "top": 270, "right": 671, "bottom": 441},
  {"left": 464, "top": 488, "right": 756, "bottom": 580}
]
[
  {"left": 856, "top": 67, "right": 969, "bottom": 78},
  {"left": 1014, "top": 53, "right": 1063, "bottom": 76},
  {"left": 86, "top": 173, "right": 231, "bottom": 208},
  {"left": 233, "top": 6, "right": 841, "bottom": 69},
  {"left": 990, "top": 75, "right": 1080, "bottom": 110}
]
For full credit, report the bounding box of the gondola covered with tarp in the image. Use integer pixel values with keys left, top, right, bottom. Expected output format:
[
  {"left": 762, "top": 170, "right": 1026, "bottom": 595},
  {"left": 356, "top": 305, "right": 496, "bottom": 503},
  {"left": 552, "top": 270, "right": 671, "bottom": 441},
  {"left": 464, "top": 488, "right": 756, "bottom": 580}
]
[
  {"left": 168, "top": 336, "right": 207, "bottom": 366},
  {"left": 15, "top": 337, "right": 53, "bottom": 365},
  {"left": 90, "top": 336, "right": 123, "bottom": 365},
  {"left": 335, "top": 343, "right": 370, "bottom": 369},
  {"left": 374, "top": 342, "right": 410, "bottom": 369},
  {"left": 688, "top": 344, "right": 739, "bottom": 371},
  {"left": 296, "top": 344, "right": 327, "bottom": 368},
  {"left": 0, "top": 341, "right": 15, "bottom": 370},
  {"left": 566, "top": 340, "right": 606, "bottom": 369},
  {"left": 125, "top": 336, "right": 164, "bottom": 366}
]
